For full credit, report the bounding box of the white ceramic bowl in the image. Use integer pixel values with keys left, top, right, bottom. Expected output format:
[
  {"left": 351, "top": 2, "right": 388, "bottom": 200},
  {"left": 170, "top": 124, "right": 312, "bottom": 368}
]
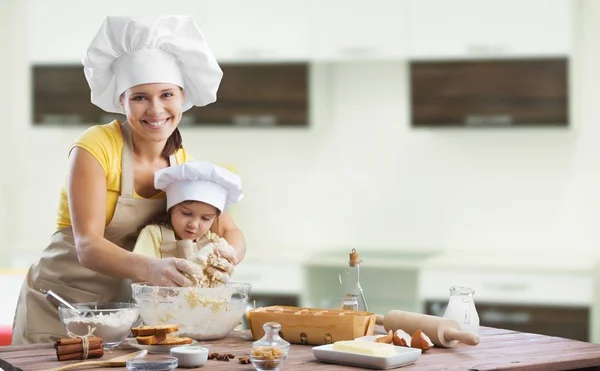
[{"left": 170, "top": 346, "right": 209, "bottom": 368}]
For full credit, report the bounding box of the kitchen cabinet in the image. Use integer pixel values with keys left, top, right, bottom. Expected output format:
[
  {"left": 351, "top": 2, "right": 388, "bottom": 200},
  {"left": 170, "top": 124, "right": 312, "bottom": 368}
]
[
  {"left": 192, "top": 0, "right": 311, "bottom": 62},
  {"left": 420, "top": 260, "right": 594, "bottom": 342},
  {"left": 309, "top": 0, "right": 407, "bottom": 61},
  {"left": 302, "top": 264, "right": 422, "bottom": 315},
  {"left": 301, "top": 250, "right": 439, "bottom": 315},
  {"left": 426, "top": 301, "right": 589, "bottom": 342},
  {"left": 27, "top": 0, "right": 311, "bottom": 64},
  {"left": 28, "top": 0, "right": 197, "bottom": 63},
  {"left": 28, "top": 0, "right": 107, "bottom": 63},
  {"left": 419, "top": 268, "right": 592, "bottom": 307},
  {"left": 231, "top": 261, "right": 302, "bottom": 330},
  {"left": 230, "top": 262, "right": 303, "bottom": 296},
  {"left": 409, "top": 58, "right": 569, "bottom": 127},
  {"left": 28, "top": 0, "right": 574, "bottom": 64},
  {"left": 31, "top": 63, "right": 310, "bottom": 127},
  {"left": 406, "top": 0, "right": 572, "bottom": 60}
]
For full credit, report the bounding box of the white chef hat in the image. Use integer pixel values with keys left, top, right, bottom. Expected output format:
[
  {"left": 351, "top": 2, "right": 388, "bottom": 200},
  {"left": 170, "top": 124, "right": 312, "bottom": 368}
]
[
  {"left": 82, "top": 15, "right": 223, "bottom": 114},
  {"left": 155, "top": 161, "right": 243, "bottom": 213}
]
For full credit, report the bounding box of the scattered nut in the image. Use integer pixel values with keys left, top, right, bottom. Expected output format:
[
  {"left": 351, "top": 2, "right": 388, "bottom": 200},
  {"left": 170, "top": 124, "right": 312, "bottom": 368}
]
[
  {"left": 217, "top": 354, "right": 232, "bottom": 361},
  {"left": 411, "top": 329, "right": 434, "bottom": 353},
  {"left": 239, "top": 356, "right": 250, "bottom": 364},
  {"left": 209, "top": 352, "right": 236, "bottom": 361},
  {"left": 375, "top": 330, "right": 393, "bottom": 344}
]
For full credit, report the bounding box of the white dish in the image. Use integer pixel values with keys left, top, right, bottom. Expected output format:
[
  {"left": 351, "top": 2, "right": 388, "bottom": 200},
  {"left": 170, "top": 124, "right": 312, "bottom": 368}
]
[
  {"left": 312, "top": 344, "right": 421, "bottom": 370},
  {"left": 355, "top": 335, "right": 386, "bottom": 342},
  {"left": 120, "top": 338, "right": 199, "bottom": 354}
]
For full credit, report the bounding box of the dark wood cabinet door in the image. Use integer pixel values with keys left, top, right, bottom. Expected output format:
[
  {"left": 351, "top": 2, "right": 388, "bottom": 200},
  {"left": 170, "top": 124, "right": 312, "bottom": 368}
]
[
  {"left": 410, "top": 58, "right": 569, "bottom": 128},
  {"left": 32, "top": 63, "right": 309, "bottom": 127}
]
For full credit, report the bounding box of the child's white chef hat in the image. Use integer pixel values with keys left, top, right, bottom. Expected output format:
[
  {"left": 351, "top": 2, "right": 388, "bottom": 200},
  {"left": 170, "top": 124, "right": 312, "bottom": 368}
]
[
  {"left": 155, "top": 161, "right": 243, "bottom": 212},
  {"left": 82, "top": 15, "right": 223, "bottom": 114}
]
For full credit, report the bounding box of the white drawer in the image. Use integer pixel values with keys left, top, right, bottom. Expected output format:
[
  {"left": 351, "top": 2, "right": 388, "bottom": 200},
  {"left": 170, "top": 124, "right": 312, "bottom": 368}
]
[
  {"left": 419, "top": 268, "right": 591, "bottom": 306},
  {"left": 230, "top": 264, "right": 302, "bottom": 295}
]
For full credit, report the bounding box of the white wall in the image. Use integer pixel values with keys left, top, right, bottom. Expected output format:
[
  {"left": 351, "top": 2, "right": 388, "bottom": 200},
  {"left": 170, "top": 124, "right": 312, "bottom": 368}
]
[
  {"left": 1, "top": 0, "right": 26, "bottom": 266},
  {"left": 2, "top": 0, "right": 600, "bottom": 269}
]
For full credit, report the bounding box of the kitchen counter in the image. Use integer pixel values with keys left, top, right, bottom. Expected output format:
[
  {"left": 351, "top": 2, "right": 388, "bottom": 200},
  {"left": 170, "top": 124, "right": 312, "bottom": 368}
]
[
  {"left": 2, "top": 328, "right": 600, "bottom": 371},
  {"left": 419, "top": 250, "right": 597, "bottom": 307}
]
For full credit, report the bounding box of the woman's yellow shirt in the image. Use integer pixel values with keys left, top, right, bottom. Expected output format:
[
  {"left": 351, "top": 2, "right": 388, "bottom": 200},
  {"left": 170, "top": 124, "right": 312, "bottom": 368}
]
[{"left": 55, "top": 120, "right": 193, "bottom": 231}]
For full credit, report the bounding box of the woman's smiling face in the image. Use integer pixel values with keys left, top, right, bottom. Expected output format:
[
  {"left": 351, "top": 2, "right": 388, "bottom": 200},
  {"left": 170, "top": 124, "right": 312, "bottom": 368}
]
[{"left": 120, "top": 83, "right": 185, "bottom": 144}]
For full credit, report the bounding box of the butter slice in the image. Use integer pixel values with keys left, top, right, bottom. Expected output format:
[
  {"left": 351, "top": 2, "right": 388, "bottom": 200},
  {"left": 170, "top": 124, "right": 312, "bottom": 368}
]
[{"left": 332, "top": 341, "right": 396, "bottom": 357}]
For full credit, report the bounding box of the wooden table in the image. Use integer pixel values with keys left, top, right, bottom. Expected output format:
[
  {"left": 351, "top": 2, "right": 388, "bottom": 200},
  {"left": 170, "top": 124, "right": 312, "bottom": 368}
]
[{"left": 1, "top": 327, "right": 600, "bottom": 371}]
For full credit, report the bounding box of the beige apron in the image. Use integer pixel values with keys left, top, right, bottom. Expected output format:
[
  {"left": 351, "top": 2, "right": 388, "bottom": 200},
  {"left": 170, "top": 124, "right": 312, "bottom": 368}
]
[
  {"left": 158, "top": 225, "right": 201, "bottom": 259},
  {"left": 11, "top": 122, "right": 178, "bottom": 345}
]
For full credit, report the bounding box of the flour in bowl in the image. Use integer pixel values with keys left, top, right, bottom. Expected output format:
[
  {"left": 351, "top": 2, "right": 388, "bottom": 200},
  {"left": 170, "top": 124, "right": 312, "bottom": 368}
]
[{"left": 63, "top": 309, "right": 139, "bottom": 346}]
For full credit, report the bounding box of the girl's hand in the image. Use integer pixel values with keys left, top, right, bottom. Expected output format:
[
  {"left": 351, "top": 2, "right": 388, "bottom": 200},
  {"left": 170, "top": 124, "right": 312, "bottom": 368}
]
[{"left": 214, "top": 241, "right": 238, "bottom": 266}]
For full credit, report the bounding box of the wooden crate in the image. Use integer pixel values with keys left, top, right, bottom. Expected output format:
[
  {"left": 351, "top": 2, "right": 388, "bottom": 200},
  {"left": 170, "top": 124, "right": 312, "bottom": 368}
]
[{"left": 246, "top": 306, "right": 376, "bottom": 346}]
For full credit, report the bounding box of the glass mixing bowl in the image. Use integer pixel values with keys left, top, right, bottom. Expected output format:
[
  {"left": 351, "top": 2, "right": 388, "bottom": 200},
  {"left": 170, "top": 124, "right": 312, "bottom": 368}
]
[
  {"left": 131, "top": 282, "right": 251, "bottom": 340},
  {"left": 58, "top": 302, "right": 140, "bottom": 348}
]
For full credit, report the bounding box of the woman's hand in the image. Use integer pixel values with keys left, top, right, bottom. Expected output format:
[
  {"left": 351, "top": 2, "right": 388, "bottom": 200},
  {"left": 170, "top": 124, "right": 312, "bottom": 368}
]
[{"left": 147, "top": 257, "right": 205, "bottom": 287}]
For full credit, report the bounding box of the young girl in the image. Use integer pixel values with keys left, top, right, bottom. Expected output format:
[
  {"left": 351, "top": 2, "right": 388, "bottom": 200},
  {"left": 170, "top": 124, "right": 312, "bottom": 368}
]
[{"left": 133, "top": 160, "right": 243, "bottom": 287}]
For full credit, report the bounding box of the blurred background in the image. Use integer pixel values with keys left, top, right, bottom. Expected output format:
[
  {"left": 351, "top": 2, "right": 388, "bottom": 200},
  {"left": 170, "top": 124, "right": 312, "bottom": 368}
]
[{"left": 2, "top": 0, "right": 600, "bottom": 345}]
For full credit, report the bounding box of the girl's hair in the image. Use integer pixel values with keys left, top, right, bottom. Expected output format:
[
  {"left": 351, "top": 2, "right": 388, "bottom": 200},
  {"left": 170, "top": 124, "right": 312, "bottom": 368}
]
[{"left": 147, "top": 202, "right": 221, "bottom": 235}]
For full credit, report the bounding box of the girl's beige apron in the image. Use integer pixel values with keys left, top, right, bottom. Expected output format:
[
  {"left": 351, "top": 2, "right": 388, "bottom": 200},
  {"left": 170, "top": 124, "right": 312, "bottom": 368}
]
[
  {"left": 11, "top": 122, "right": 178, "bottom": 345},
  {"left": 159, "top": 225, "right": 200, "bottom": 259}
]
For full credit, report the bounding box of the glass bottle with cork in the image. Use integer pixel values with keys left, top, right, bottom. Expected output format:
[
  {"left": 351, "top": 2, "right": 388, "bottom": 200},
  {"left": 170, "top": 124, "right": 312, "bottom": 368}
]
[{"left": 338, "top": 248, "right": 369, "bottom": 312}]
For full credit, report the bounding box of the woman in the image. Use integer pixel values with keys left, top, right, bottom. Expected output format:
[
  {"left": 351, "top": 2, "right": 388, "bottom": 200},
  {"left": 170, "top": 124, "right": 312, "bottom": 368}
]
[{"left": 11, "top": 15, "right": 246, "bottom": 345}]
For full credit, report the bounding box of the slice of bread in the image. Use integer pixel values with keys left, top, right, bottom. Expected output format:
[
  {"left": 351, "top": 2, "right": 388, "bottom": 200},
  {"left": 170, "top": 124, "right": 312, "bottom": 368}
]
[
  {"left": 155, "top": 335, "right": 194, "bottom": 346},
  {"left": 131, "top": 324, "right": 179, "bottom": 336},
  {"left": 135, "top": 333, "right": 168, "bottom": 345}
]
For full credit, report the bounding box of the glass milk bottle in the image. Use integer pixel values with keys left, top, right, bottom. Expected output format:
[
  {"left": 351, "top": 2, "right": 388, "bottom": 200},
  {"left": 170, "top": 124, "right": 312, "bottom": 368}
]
[{"left": 443, "top": 286, "right": 480, "bottom": 333}]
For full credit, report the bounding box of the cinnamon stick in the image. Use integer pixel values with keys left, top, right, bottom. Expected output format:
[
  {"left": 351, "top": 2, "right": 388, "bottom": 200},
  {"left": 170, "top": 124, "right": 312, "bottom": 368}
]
[
  {"left": 55, "top": 336, "right": 103, "bottom": 346},
  {"left": 57, "top": 348, "right": 104, "bottom": 361},
  {"left": 55, "top": 340, "right": 103, "bottom": 356}
]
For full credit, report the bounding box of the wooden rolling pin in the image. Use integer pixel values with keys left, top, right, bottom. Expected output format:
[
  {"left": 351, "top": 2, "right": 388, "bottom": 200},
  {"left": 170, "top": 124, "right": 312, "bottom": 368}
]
[{"left": 376, "top": 310, "right": 480, "bottom": 348}]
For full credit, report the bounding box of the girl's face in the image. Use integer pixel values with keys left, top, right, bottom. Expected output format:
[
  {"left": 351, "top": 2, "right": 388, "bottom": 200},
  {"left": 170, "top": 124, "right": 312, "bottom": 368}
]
[
  {"left": 170, "top": 201, "right": 219, "bottom": 241},
  {"left": 120, "top": 83, "right": 184, "bottom": 144}
]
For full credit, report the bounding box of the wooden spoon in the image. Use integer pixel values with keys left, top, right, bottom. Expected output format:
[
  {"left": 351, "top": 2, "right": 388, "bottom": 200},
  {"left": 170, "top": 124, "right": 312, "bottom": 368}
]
[{"left": 51, "top": 349, "right": 148, "bottom": 371}]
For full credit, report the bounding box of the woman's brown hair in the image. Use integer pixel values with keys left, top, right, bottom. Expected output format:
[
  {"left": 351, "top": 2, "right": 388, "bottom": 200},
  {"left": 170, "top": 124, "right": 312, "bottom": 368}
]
[
  {"left": 162, "top": 127, "right": 183, "bottom": 158},
  {"left": 161, "top": 86, "right": 185, "bottom": 158}
]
